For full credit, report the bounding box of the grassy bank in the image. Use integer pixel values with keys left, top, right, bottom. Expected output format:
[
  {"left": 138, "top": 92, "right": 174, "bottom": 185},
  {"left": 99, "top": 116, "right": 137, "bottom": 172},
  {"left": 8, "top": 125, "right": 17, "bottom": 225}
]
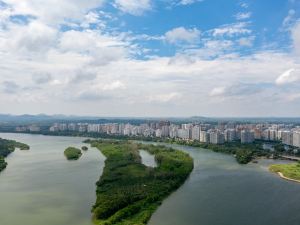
[
  {"left": 87, "top": 139, "right": 193, "bottom": 225},
  {"left": 269, "top": 163, "right": 300, "bottom": 182},
  {"left": 64, "top": 147, "right": 82, "bottom": 160},
  {"left": 0, "top": 137, "right": 30, "bottom": 172}
]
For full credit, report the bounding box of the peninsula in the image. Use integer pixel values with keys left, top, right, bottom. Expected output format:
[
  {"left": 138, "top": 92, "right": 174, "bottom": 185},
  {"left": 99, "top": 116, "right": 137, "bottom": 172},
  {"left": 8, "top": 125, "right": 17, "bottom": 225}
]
[
  {"left": 87, "top": 139, "right": 193, "bottom": 225},
  {"left": 0, "top": 137, "right": 30, "bottom": 172}
]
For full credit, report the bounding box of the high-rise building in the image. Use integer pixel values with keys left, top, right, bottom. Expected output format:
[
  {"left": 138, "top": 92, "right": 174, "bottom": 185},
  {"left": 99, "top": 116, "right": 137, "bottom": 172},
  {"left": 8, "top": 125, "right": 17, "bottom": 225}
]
[
  {"left": 241, "top": 130, "right": 255, "bottom": 144},
  {"left": 224, "top": 129, "right": 236, "bottom": 142},
  {"left": 293, "top": 131, "right": 300, "bottom": 148},
  {"left": 282, "top": 131, "right": 293, "bottom": 146},
  {"left": 178, "top": 129, "right": 190, "bottom": 140},
  {"left": 169, "top": 125, "right": 178, "bottom": 138},
  {"left": 155, "top": 129, "right": 162, "bottom": 138},
  {"left": 161, "top": 125, "right": 170, "bottom": 137},
  {"left": 191, "top": 126, "right": 200, "bottom": 140},
  {"left": 200, "top": 131, "right": 209, "bottom": 143},
  {"left": 209, "top": 131, "right": 225, "bottom": 144}
]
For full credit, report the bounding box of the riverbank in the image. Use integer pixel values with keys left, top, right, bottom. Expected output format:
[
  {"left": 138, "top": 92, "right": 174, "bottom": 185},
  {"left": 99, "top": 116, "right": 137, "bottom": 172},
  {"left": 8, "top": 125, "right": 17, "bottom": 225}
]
[
  {"left": 269, "top": 163, "right": 300, "bottom": 183},
  {"left": 0, "top": 137, "right": 30, "bottom": 172},
  {"left": 87, "top": 139, "right": 193, "bottom": 225},
  {"left": 1, "top": 131, "right": 279, "bottom": 164}
]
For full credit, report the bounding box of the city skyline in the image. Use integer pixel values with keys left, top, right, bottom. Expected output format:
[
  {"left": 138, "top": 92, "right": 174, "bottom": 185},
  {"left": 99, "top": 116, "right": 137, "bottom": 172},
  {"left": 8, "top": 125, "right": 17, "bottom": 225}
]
[{"left": 0, "top": 0, "right": 300, "bottom": 117}]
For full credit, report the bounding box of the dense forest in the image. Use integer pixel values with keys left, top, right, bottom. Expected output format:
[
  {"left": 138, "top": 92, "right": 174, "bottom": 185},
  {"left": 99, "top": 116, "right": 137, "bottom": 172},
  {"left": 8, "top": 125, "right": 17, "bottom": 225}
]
[
  {"left": 86, "top": 139, "right": 193, "bottom": 225},
  {"left": 0, "top": 138, "right": 30, "bottom": 172}
]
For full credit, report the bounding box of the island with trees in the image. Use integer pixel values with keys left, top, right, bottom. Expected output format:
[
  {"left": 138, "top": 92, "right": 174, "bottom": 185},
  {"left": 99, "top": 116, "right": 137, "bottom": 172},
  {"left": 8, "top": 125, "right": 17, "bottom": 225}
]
[
  {"left": 0, "top": 137, "right": 30, "bottom": 172},
  {"left": 86, "top": 139, "right": 193, "bottom": 225},
  {"left": 64, "top": 147, "right": 82, "bottom": 160},
  {"left": 81, "top": 146, "right": 88, "bottom": 151}
]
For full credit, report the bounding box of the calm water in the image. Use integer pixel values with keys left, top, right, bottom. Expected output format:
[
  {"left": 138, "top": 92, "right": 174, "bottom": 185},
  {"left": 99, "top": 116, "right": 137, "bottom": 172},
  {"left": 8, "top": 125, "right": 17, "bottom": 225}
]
[
  {"left": 148, "top": 143, "right": 300, "bottom": 225},
  {"left": 1, "top": 134, "right": 300, "bottom": 225},
  {"left": 0, "top": 133, "right": 105, "bottom": 225},
  {"left": 139, "top": 149, "right": 157, "bottom": 167}
]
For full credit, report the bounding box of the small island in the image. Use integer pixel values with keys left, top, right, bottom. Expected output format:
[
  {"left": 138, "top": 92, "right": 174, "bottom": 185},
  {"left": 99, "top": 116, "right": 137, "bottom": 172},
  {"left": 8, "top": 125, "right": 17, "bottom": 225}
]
[
  {"left": 269, "top": 163, "right": 300, "bottom": 183},
  {"left": 0, "top": 137, "right": 30, "bottom": 172},
  {"left": 87, "top": 139, "right": 193, "bottom": 225},
  {"left": 81, "top": 146, "right": 88, "bottom": 151},
  {"left": 64, "top": 147, "right": 82, "bottom": 160}
]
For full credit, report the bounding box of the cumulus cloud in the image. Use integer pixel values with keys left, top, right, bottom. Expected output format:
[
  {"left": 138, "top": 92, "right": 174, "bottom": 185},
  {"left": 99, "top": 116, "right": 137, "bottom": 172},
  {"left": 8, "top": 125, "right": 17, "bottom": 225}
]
[
  {"left": 2, "top": 21, "right": 57, "bottom": 54},
  {"left": 1, "top": 0, "right": 300, "bottom": 116},
  {"left": 276, "top": 69, "right": 300, "bottom": 85},
  {"left": 165, "top": 27, "right": 200, "bottom": 44},
  {"left": 113, "top": 0, "right": 152, "bottom": 16},
  {"left": 2, "top": 0, "right": 105, "bottom": 24}
]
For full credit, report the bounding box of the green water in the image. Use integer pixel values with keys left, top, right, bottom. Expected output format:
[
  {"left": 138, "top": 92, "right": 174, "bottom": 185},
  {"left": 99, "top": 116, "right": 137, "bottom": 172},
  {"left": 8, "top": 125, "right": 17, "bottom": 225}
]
[{"left": 0, "top": 133, "right": 105, "bottom": 225}]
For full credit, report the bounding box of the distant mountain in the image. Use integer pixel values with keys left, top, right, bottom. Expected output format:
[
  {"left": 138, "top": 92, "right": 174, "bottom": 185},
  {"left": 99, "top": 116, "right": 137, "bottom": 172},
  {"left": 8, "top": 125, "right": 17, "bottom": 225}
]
[
  {"left": 0, "top": 114, "right": 299, "bottom": 124},
  {"left": 0, "top": 114, "right": 101, "bottom": 123}
]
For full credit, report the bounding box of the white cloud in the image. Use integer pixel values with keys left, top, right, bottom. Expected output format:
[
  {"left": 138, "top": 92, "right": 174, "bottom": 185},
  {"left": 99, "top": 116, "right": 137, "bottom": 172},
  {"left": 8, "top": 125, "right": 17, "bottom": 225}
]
[
  {"left": 292, "top": 22, "right": 300, "bottom": 55},
  {"left": 276, "top": 69, "right": 300, "bottom": 85},
  {"left": 165, "top": 27, "right": 200, "bottom": 44},
  {"left": 281, "top": 9, "right": 296, "bottom": 31},
  {"left": 212, "top": 22, "right": 251, "bottom": 37},
  {"left": 177, "top": 0, "right": 202, "bottom": 5},
  {"left": 238, "top": 36, "right": 255, "bottom": 47},
  {"left": 210, "top": 87, "right": 226, "bottom": 97},
  {"left": 1, "top": 0, "right": 300, "bottom": 116},
  {"left": 113, "top": 0, "right": 152, "bottom": 16},
  {"left": 1, "top": 21, "right": 57, "bottom": 54},
  {"left": 149, "top": 92, "right": 182, "bottom": 103},
  {"left": 235, "top": 12, "right": 251, "bottom": 20},
  {"left": 2, "top": 0, "right": 105, "bottom": 24},
  {"left": 102, "top": 81, "right": 126, "bottom": 91}
]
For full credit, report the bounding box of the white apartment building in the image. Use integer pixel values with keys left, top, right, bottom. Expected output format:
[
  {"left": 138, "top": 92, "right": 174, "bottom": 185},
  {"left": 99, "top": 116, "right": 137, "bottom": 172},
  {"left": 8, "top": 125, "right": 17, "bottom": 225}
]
[
  {"left": 209, "top": 131, "right": 225, "bottom": 144},
  {"left": 178, "top": 128, "right": 190, "bottom": 140},
  {"left": 200, "top": 131, "right": 209, "bottom": 143},
  {"left": 293, "top": 131, "right": 300, "bottom": 148},
  {"left": 191, "top": 126, "right": 200, "bottom": 141}
]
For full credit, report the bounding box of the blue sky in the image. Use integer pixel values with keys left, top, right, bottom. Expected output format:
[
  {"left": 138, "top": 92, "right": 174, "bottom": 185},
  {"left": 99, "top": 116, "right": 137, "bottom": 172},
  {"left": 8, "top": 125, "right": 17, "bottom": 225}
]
[{"left": 0, "top": 0, "right": 300, "bottom": 117}]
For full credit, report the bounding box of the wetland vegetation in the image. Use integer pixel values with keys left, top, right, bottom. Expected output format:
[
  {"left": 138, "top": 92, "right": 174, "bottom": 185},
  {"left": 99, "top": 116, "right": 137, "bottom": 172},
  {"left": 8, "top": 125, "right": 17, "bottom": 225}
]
[
  {"left": 86, "top": 139, "right": 193, "bottom": 225},
  {"left": 0, "top": 137, "right": 30, "bottom": 172},
  {"left": 64, "top": 147, "right": 82, "bottom": 160}
]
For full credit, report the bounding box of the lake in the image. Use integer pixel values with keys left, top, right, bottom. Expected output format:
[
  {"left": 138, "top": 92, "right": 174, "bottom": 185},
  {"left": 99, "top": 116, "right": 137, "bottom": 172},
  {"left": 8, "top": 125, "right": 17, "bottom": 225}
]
[
  {"left": 148, "top": 143, "right": 300, "bottom": 225},
  {"left": 0, "top": 133, "right": 105, "bottom": 225},
  {"left": 1, "top": 134, "right": 300, "bottom": 225}
]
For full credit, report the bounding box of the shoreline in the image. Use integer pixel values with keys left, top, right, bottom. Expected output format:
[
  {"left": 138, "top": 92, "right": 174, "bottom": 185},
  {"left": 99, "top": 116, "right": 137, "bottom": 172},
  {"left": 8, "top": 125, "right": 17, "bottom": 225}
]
[{"left": 276, "top": 172, "right": 300, "bottom": 183}]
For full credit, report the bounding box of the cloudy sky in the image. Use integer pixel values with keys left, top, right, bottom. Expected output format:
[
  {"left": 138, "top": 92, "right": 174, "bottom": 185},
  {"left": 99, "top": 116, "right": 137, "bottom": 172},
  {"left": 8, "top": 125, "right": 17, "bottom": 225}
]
[{"left": 0, "top": 0, "right": 300, "bottom": 117}]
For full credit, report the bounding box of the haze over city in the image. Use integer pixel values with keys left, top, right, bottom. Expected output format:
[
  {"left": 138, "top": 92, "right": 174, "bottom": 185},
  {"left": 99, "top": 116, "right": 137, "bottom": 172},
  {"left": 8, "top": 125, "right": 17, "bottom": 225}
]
[{"left": 0, "top": 0, "right": 300, "bottom": 117}]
